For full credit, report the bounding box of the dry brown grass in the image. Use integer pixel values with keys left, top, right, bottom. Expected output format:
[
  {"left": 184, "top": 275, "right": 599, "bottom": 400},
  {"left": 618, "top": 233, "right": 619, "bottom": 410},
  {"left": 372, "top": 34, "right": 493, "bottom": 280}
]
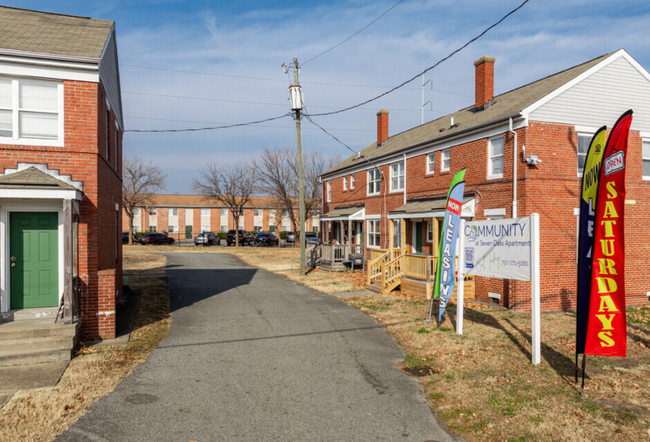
[
  {"left": 0, "top": 253, "right": 171, "bottom": 442},
  {"left": 123, "top": 252, "right": 166, "bottom": 275},
  {"left": 345, "top": 292, "right": 650, "bottom": 442}
]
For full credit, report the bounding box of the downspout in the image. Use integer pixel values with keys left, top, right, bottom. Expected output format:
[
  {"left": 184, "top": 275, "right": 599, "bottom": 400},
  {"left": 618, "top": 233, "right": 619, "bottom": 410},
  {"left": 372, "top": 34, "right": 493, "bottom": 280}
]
[
  {"left": 403, "top": 154, "right": 407, "bottom": 205},
  {"left": 509, "top": 118, "right": 518, "bottom": 219}
]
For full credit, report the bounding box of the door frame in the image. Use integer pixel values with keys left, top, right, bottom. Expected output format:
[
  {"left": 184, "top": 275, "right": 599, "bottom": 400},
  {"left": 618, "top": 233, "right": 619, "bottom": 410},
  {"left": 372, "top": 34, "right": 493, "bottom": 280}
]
[{"left": 1, "top": 201, "right": 64, "bottom": 313}]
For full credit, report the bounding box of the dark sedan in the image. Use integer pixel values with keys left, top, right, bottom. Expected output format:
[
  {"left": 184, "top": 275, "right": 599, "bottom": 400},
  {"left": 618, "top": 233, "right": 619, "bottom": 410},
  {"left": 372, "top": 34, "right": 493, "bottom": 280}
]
[
  {"left": 137, "top": 233, "right": 175, "bottom": 245},
  {"left": 255, "top": 232, "right": 279, "bottom": 246}
]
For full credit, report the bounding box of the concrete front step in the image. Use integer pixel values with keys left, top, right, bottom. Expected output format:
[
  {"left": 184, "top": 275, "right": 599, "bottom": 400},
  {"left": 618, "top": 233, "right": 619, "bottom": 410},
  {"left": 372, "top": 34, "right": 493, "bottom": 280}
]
[
  {"left": 0, "top": 319, "right": 79, "bottom": 367},
  {"left": 1, "top": 307, "right": 59, "bottom": 322},
  {"left": 0, "top": 347, "right": 72, "bottom": 367},
  {"left": 0, "top": 335, "right": 75, "bottom": 353}
]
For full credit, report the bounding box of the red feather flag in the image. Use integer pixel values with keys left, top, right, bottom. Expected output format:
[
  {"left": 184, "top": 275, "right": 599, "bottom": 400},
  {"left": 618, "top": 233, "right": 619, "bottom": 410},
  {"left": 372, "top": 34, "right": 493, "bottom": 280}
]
[{"left": 584, "top": 110, "right": 632, "bottom": 357}]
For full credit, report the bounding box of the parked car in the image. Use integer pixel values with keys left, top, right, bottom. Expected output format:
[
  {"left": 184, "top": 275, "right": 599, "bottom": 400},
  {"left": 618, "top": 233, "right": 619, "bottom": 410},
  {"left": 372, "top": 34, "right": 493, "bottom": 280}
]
[
  {"left": 122, "top": 232, "right": 129, "bottom": 244},
  {"left": 286, "top": 231, "right": 295, "bottom": 243},
  {"left": 255, "top": 232, "right": 279, "bottom": 246},
  {"left": 137, "top": 232, "right": 175, "bottom": 245},
  {"left": 305, "top": 232, "right": 321, "bottom": 245},
  {"left": 195, "top": 232, "right": 220, "bottom": 246},
  {"left": 227, "top": 229, "right": 253, "bottom": 246}
]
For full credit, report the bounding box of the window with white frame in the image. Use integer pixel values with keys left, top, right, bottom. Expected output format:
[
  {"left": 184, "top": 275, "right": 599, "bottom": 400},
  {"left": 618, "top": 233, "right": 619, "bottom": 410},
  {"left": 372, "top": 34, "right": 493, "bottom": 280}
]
[
  {"left": 368, "top": 219, "right": 381, "bottom": 247},
  {"left": 254, "top": 209, "right": 263, "bottom": 217},
  {"left": 327, "top": 181, "right": 331, "bottom": 202},
  {"left": 168, "top": 225, "right": 177, "bottom": 233},
  {"left": 148, "top": 225, "right": 157, "bottom": 232},
  {"left": 642, "top": 140, "right": 650, "bottom": 180},
  {"left": 390, "top": 161, "right": 405, "bottom": 191},
  {"left": 313, "top": 225, "right": 319, "bottom": 233},
  {"left": 343, "top": 176, "right": 347, "bottom": 190},
  {"left": 133, "top": 207, "right": 141, "bottom": 216},
  {"left": 427, "top": 153, "right": 435, "bottom": 174},
  {"left": 577, "top": 134, "right": 591, "bottom": 175},
  {"left": 426, "top": 220, "right": 434, "bottom": 243},
  {"left": 350, "top": 174, "right": 355, "bottom": 189},
  {"left": 148, "top": 207, "right": 157, "bottom": 216},
  {"left": 367, "top": 168, "right": 381, "bottom": 195},
  {"left": 393, "top": 220, "right": 401, "bottom": 247},
  {"left": 201, "top": 208, "right": 210, "bottom": 216},
  {"left": 282, "top": 224, "right": 290, "bottom": 231},
  {"left": 488, "top": 136, "right": 504, "bottom": 179},
  {"left": 133, "top": 225, "right": 141, "bottom": 233},
  {"left": 441, "top": 149, "right": 450, "bottom": 172},
  {"left": 169, "top": 208, "right": 178, "bottom": 216},
  {"left": 200, "top": 225, "right": 210, "bottom": 232},
  {"left": 254, "top": 225, "right": 262, "bottom": 232},
  {"left": 220, "top": 208, "right": 228, "bottom": 217},
  {"left": 220, "top": 226, "right": 228, "bottom": 233},
  {"left": 0, "top": 77, "right": 62, "bottom": 143}
]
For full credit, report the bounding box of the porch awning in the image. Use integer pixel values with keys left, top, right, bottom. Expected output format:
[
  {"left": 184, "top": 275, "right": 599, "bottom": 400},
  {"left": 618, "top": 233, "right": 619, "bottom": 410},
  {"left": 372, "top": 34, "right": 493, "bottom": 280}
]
[
  {"left": 388, "top": 196, "right": 475, "bottom": 219},
  {"left": 321, "top": 205, "right": 365, "bottom": 221},
  {"left": 0, "top": 166, "right": 83, "bottom": 200}
]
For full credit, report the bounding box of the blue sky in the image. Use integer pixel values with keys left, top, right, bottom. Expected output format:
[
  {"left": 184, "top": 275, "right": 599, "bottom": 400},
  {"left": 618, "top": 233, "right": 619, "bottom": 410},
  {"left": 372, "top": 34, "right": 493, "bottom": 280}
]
[{"left": 4, "top": 1, "right": 650, "bottom": 192}]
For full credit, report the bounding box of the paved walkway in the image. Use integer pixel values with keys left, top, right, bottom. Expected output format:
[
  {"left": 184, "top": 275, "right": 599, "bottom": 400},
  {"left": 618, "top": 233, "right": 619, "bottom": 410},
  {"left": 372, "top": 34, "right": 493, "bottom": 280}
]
[{"left": 57, "top": 252, "right": 457, "bottom": 442}]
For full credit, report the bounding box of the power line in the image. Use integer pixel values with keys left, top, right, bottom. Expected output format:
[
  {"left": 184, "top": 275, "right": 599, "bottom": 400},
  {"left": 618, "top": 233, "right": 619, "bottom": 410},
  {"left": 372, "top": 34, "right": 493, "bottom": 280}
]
[
  {"left": 302, "top": 0, "right": 404, "bottom": 66},
  {"left": 121, "top": 64, "right": 471, "bottom": 96},
  {"left": 124, "top": 113, "right": 292, "bottom": 133},
  {"left": 305, "top": 0, "right": 531, "bottom": 117}
]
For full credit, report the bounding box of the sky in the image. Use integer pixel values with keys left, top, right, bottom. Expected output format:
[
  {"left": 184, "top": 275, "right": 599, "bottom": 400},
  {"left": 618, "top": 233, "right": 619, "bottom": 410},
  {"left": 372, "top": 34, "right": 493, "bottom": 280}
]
[{"left": 3, "top": 0, "right": 650, "bottom": 193}]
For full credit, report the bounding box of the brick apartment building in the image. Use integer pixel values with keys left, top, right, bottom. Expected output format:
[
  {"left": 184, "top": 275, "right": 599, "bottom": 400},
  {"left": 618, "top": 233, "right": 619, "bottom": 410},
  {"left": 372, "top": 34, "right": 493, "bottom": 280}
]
[
  {"left": 123, "top": 195, "right": 320, "bottom": 240},
  {"left": 0, "top": 7, "right": 123, "bottom": 339},
  {"left": 320, "top": 49, "right": 650, "bottom": 312}
]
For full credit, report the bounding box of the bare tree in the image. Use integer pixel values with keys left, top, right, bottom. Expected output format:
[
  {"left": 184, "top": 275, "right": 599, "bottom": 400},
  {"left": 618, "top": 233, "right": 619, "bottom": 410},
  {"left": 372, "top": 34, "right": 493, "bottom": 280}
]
[
  {"left": 255, "top": 146, "right": 339, "bottom": 233},
  {"left": 192, "top": 163, "right": 255, "bottom": 247},
  {"left": 122, "top": 157, "right": 167, "bottom": 244}
]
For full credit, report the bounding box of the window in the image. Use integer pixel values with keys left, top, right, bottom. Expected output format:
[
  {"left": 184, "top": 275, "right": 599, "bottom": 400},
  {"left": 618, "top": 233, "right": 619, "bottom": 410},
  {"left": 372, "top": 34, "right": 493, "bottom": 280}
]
[
  {"left": 577, "top": 134, "right": 591, "bottom": 175},
  {"left": 200, "top": 225, "right": 210, "bottom": 233},
  {"left": 367, "top": 169, "right": 381, "bottom": 195},
  {"left": 393, "top": 220, "right": 401, "bottom": 247},
  {"left": 148, "top": 208, "right": 157, "bottom": 216},
  {"left": 642, "top": 140, "right": 650, "bottom": 180},
  {"left": 133, "top": 207, "right": 141, "bottom": 216},
  {"left": 133, "top": 225, "right": 141, "bottom": 233},
  {"left": 282, "top": 224, "right": 290, "bottom": 231},
  {"left": 427, "top": 153, "right": 435, "bottom": 174},
  {"left": 269, "top": 210, "right": 276, "bottom": 226},
  {"left": 169, "top": 208, "right": 178, "bottom": 216},
  {"left": 350, "top": 174, "right": 355, "bottom": 189},
  {"left": 168, "top": 225, "right": 177, "bottom": 233},
  {"left": 368, "top": 220, "right": 381, "bottom": 248},
  {"left": 427, "top": 220, "right": 434, "bottom": 243},
  {"left": 441, "top": 149, "right": 450, "bottom": 172},
  {"left": 327, "top": 181, "right": 331, "bottom": 202},
  {"left": 201, "top": 208, "right": 210, "bottom": 216},
  {"left": 390, "top": 161, "right": 405, "bottom": 191},
  {"left": 488, "top": 136, "right": 504, "bottom": 179},
  {"left": 254, "top": 225, "right": 262, "bottom": 232},
  {"left": 313, "top": 225, "right": 319, "bottom": 233},
  {"left": 220, "top": 226, "right": 228, "bottom": 233},
  {"left": 254, "top": 209, "right": 263, "bottom": 217},
  {"left": 0, "top": 77, "right": 61, "bottom": 143},
  {"left": 148, "top": 225, "right": 157, "bottom": 232},
  {"left": 343, "top": 176, "right": 347, "bottom": 190}
]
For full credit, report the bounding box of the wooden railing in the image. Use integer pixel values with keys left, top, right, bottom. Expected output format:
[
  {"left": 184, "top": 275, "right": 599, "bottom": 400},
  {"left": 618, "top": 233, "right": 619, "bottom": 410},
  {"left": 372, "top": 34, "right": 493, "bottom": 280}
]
[
  {"left": 367, "top": 251, "right": 389, "bottom": 285},
  {"left": 370, "top": 248, "right": 403, "bottom": 262},
  {"left": 321, "top": 244, "right": 365, "bottom": 264},
  {"left": 381, "top": 254, "right": 404, "bottom": 292}
]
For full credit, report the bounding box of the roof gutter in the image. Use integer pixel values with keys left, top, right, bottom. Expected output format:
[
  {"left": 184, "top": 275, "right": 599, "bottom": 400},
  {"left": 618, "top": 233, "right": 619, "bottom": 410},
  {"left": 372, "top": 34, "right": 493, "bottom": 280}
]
[
  {"left": 321, "top": 111, "right": 524, "bottom": 179},
  {"left": 0, "top": 48, "right": 101, "bottom": 66}
]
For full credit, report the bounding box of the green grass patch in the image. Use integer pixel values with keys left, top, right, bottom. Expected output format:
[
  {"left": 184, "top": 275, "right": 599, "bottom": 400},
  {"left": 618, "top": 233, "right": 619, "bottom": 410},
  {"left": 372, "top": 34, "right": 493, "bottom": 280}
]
[{"left": 417, "top": 327, "right": 430, "bottom": 334}]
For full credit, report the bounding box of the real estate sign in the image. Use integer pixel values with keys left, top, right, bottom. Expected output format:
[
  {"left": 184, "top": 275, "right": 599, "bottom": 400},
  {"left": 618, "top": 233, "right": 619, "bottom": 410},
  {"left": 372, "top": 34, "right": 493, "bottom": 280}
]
[{"left": 462, "top": 217, "right": 532, "bottom": 282}]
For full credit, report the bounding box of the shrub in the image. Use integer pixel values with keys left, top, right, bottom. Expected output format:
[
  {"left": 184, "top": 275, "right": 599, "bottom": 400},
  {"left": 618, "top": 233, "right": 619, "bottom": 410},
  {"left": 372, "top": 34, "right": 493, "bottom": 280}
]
[
  {"left": 279, "top": 231, "right": 288, "bottom": 240},
  {"left": 217, "top": 232, "right": 227, "bottom": 240}
]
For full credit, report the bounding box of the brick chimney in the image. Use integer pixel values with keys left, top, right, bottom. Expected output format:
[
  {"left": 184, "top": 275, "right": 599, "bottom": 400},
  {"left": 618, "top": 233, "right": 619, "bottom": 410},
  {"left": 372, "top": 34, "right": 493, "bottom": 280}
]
[
  {"left": 377, "top": 109, "right": 389, "bottom": 146},
  {"left": 474, "top": 56, "right": 495, "bottom": 110}
]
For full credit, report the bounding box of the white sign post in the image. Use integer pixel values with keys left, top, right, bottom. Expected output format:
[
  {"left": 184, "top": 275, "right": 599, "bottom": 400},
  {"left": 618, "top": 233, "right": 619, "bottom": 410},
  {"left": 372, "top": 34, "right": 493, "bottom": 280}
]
[{"left": 457, "top": 213, "right": 541, "bottom": 365}]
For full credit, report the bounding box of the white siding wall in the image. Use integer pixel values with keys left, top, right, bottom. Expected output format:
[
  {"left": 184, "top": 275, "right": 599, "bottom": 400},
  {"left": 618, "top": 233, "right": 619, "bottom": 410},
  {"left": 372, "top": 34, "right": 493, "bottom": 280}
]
[{"left": 530, "top": 56, "right": 650, "bottom": 133}]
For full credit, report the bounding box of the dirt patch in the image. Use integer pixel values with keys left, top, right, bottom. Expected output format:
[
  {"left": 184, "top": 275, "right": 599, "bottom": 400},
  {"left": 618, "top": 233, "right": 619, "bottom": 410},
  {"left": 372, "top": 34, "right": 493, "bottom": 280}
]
[{"left": 0, "top": 257, "right": 171, "bottom": 442}]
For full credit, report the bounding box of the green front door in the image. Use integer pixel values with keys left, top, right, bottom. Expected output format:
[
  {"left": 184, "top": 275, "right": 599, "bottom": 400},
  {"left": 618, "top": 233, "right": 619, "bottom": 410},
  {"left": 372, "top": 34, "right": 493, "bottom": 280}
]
[
  {"left": 10, "top": 212, "right": 59, "bottom": 309},
  {"left": 415, "top": 222, "right": 423, "bottom": 253},
  {"left": 185, "top": 225, "right": 193, "bottom": 240}
]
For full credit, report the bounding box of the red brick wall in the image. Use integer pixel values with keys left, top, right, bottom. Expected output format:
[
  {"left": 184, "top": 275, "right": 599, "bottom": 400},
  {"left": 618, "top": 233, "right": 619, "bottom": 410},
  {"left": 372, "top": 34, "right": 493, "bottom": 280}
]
[{"left": 0, "top": 80, "right": 123, "bottom": 340}]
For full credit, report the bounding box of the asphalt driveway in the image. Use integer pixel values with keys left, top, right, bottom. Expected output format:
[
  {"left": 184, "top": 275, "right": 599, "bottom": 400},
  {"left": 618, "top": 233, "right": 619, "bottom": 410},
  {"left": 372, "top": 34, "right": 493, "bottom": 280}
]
[{"left": 57, "top": 252, "right": 457, "bottom": 442}]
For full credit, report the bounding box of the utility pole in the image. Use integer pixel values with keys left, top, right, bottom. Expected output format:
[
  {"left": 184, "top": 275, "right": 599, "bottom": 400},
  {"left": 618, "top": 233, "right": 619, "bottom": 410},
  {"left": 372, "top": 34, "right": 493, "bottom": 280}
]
[{"left": 289, "top": 58, "right": 306, "bottom": 275}]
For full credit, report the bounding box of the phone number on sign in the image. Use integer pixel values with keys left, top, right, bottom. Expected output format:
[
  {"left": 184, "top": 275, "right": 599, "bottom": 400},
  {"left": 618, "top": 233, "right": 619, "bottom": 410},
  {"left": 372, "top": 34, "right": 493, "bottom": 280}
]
[{"left": 501, "top": 260, "right": 529, "bottom": 267}]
